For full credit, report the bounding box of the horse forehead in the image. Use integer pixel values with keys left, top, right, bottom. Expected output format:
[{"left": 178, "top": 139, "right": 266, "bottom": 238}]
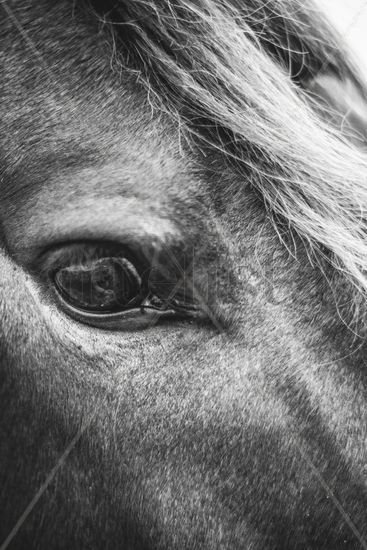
[
  {"left": 0, "top": 0, "right": 176, "bottom": 168},
  {"left": 0, "top": 1, "right": 216, "bottom": 250}
]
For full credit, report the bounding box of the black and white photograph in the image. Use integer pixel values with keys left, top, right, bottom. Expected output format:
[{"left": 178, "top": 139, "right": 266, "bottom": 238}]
[{"left": 1, "top": 1, "right": 367, "bottom": 548}]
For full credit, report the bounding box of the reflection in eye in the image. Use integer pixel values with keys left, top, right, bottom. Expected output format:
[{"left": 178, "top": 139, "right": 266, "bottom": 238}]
[
  {"left": 46, "top": 242, "right": 200, "bottom": 326},
  {"left": 54, "top": 257, "right": 143, "bottom": 313}
]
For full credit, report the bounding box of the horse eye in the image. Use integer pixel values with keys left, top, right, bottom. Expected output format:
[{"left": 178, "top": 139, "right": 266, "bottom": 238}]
[
  {"left": 45, "top": 242, "right": 202, "bottom": 329},
  {"left": 54, "top": 256, "right": 143, "bottom": 313}
]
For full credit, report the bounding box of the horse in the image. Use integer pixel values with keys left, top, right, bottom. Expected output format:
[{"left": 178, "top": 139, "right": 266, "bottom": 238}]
[{"left": 1, "top": 0, "right": 367, "bottom": 548}]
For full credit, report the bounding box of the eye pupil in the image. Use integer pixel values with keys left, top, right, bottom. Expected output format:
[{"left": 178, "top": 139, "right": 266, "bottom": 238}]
[{"left": 55, "top": 257, "right": 142, "bottom": 312}]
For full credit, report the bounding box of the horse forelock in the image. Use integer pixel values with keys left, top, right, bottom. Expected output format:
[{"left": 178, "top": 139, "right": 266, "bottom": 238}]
[{"left": 84, "top": 0, "right": 367, "bottom": 327}]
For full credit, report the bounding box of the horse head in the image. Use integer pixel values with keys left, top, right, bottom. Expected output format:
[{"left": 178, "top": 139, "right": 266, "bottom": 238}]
[{"left": 1, "top": 1, "right": 367, "bottom": 548}]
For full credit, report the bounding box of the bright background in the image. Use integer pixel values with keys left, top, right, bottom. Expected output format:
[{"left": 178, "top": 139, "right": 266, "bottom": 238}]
[{"left": 319, "top": 0, "right": 367, "bottom": 74}]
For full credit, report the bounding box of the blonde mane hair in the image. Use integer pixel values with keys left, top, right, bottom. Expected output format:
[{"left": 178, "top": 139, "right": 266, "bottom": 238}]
[{"left": 89, "top": 0, "right": 367, "bottom": 310}]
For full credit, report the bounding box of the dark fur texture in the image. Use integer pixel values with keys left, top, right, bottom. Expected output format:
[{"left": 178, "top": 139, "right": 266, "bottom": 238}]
[{"left": 1, "top": 1, "right": 367, "bottom": 549}]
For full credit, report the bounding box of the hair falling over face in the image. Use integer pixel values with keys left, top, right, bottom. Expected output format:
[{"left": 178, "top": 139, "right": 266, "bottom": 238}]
[{"left": 84, "top": 0, "right": 367, "bottom": 321}]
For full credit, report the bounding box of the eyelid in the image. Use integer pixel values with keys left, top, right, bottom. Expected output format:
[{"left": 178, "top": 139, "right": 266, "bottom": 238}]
[
  {"left": 53, "top": 291, "right": 204, "bottom": 331},
  {"left": 8, "top": 196, "right": 181, "bottom": 267},
  {"left": 17, "top": 232, "right": 172, "bottom": 278},
  {"left": 33, "top": 239, "right": 149, "bottom": 282}
]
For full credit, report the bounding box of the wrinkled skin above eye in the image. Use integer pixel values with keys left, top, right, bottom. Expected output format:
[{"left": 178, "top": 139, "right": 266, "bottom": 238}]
[{"left": 54, "top": 257, "right": 143, "bottom": 312}]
